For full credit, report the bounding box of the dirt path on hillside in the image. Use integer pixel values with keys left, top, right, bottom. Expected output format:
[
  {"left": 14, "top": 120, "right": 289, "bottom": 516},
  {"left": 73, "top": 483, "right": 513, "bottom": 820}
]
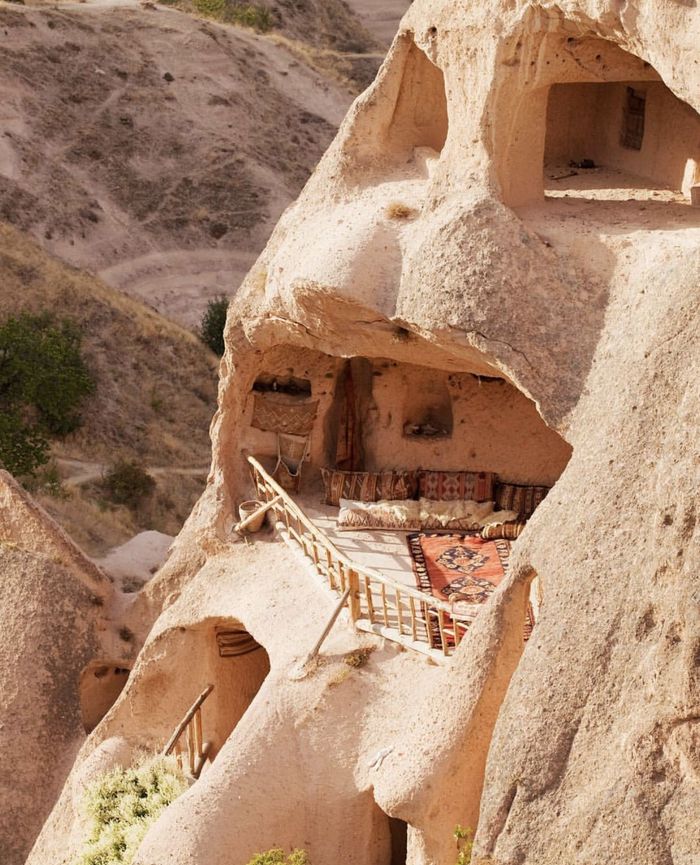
[
  {"left": 56, "top": 457, "right": 210, "bottom": 488},
  {"left": 0, "top": 2, "right": 352, "bottom": 326},
  {"left": 344, "top": 0, "right": 410, "bottom": 45}
]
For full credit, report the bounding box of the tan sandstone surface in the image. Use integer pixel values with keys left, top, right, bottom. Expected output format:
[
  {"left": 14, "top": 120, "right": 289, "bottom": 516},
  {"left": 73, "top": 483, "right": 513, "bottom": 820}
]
[
  {"left": 7, "top": 0, "right": 700, "bottom": 864},
  {"left": 0, "top": 473, "right": 124, "bottom": 864}
]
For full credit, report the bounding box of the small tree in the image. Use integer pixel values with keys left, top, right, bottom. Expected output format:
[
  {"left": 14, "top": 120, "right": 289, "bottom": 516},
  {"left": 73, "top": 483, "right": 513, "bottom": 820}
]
[
  {"left": 199, "top": 296, "right": 229, "bottom": 356},
  {"left": 102, "top": 460, "right": 156, "bottom": 508},
  {"left": 0, "top": 411, "right": 49, "bottom": 477},
  {"left": 0, "top": 312, "right": 94, "bottom": 476}
]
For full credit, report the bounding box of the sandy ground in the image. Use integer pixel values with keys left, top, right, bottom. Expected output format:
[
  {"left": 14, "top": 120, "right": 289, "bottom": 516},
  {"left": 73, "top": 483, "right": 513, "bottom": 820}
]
[
  {"left": 543, "top": 163, "right": 690, "bottom": 202},
  {"left": 533, "top": 166, "right": 700, "bottom": 238}
]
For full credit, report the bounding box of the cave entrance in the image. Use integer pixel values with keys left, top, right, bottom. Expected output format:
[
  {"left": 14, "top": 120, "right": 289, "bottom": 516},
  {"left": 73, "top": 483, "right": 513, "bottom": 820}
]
[
  {"left": 544, "top": 80, "right": 700, "bottom": 202},
  {"left": 385, "top": 39, "right": 448, "bottom": 158},
  {"left": 198, "top": 624, "right": 270, "bottom": 763},
  {"left": 241, "top": 345, "right": 570, "bottom": 649},
  {"left": 241, "top": 348, "right": 571, "bottom": 501},
  {"left": 496, "top": 31, "right": 700, "bottom": 206},
  {"left": 388, "top": 818, "right": 408, "bottom": 865},
  {"left": 80, "top": 661, "right": 131, "bottom": 734},
  {"left": 326, "top": 357, "right": 571, "bottom": 488},
  {"left": 157, "top": 621, "right": 271, "bottom": 779}
]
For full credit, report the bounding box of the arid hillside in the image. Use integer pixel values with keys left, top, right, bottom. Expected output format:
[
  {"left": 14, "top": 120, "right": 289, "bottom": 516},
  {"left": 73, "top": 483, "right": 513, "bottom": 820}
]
[
  {"left": 0, "top": 222, "right": 218, "bottom": 553},
  {"left": 345, "top": 0, "right": 412, "bottom": 45},
  {"left": 0, "top": 0, "right": 408, "bottom": 554},
  {"left": 0, "top": 0, "right": 360, "bottom": 325}
]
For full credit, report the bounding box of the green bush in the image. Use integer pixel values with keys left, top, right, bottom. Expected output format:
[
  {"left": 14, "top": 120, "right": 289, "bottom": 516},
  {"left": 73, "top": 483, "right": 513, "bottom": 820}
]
[
  {"left": 192, "top": 0, "right": 226, "bottom": 17},
  {"left": 246, "top": 850, "right": 310, "bottom": 865},
  {"left": 0, "top": 411, "right": 49, "bottom": 477},
  {"left": 24, "top": 461, "right": 69, "bottom": 498},
  {"left": 77, "top": 756, "right": 188, "bottom": 865},
  {"left": 0, "top": 312, "right": 94, "bottom": 476},
  {"left": 102, "top": 460, "right": 156, "bottom": 508},
  {"left": 188, "top": 0, "right": 273, "bottom": 30},
  {"left": 226, "top": 3, "right": 273, "bottom": 30},
  {"left": 198, "top": 296, "right": 229, "bottom": 356}
]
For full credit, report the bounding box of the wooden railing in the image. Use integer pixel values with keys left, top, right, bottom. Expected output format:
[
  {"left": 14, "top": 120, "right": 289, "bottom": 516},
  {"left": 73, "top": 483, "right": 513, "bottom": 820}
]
[
  {"left": 246, "top": 456, "right": 471, "bottom": 661},
  {"left": 163, "top": 684, "right": 213, "bottom": 778}
]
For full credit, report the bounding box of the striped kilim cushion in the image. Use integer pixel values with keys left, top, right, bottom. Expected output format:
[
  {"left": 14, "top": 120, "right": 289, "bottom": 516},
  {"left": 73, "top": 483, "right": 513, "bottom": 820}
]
[
  {"left": 494, "top": 483, "right": 550, "bottom": 518},
  {"left": 321, "top": 468, "right": 418, "bottom": 507},
  {"left": 481, "top": 521, "right": 527, "bottom": 541},
  {"left": 418, "top": 470, "right": 495, "bottom": 502}
]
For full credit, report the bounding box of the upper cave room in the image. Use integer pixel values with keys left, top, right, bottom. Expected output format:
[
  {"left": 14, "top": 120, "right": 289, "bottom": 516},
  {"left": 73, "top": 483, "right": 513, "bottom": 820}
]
[
  {"left": 496, "top": 31, "right": 700, "bottom": 206},
  {"left": 544, "top": 79, "right": 700, "bottom": 201}
]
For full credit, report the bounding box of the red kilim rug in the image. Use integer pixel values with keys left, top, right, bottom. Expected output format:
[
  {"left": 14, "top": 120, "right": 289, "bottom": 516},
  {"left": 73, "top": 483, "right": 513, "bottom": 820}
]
[{"left": 407, "top": 532, "right": 533, "bottom": 649}]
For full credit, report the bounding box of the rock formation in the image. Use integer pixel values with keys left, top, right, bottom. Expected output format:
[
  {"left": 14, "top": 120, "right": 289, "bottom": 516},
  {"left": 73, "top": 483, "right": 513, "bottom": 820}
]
[
  {"left": 12, "top": 0, "right": 700, "bottom": 863},
  {"left": 0, "top": 472, "right": 124, "bottom": 864}
]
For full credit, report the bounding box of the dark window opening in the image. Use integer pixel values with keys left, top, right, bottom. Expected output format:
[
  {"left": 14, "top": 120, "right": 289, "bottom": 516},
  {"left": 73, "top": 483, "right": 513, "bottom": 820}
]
[
  {"left": 621, "top": 86, "right": 646, "bottom": 150},
  {"left": 253, "top": 374, "right": 311, "bottom": 397},
  {"left": 80, "top": 662, "right": 131, "bottom": 734}
]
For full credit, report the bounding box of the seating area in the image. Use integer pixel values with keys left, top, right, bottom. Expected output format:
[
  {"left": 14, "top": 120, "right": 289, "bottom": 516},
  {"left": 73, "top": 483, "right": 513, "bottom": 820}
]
[
  {"left": 237, "top": 350, "right": 569, "bottom": 659},
  {"left": 245, "top": 457, "right": 547, "bottom": 659},
  {"left": 319, "top": 467, "right": 545, "bottom": 534}
]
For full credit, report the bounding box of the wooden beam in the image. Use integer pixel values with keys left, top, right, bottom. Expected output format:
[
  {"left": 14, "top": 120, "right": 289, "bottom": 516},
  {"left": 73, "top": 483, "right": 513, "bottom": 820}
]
[
  {"left": 303, "top": 587, "right": 352, "bottom": 665},
  {"left": 163, "top": 684, "right": 214, "bottom": 757}
]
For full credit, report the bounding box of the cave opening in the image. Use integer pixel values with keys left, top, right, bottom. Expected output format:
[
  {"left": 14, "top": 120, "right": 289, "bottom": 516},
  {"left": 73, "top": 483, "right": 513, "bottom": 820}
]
[
  {"left": 543, "top": 79, "right": 700, "bottom": 201},
  {"left": 496, "top": 32, "right": 700, "bottom": 206},
  {"left": 80, "top": 662, "right": 131, "bottom": 734}
]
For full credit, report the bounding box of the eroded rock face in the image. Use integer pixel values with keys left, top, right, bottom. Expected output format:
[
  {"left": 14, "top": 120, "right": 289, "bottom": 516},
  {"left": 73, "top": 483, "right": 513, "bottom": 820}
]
[
  {"left": 0, "top": 472, "right": 128, "bottom": 864},
  {"left": 23, "top": 0, "right": 700, "bottom": 863}
]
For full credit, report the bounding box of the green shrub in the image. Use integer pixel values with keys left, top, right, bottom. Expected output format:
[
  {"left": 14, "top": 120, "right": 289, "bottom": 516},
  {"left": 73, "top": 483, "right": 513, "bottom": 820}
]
[
  {"left": 102, "top": 461, "right": 156, "bottom": 508},
  {"left": 188, "top": 0, "right": 273, "bottom": 29},
  {"left": 0, "top": 312, "right": 94, "bottom": 476},
  {"left": 24, "top": 461, "right": 69, "bottom": 498},
  {"left": 226, "top": 3, "right": 273, "bottom": 30},
  {"left": 77, "top": 756, "right": 188, "bottom": 865},
  {"left": 246, "top": 850, "right": 310, "bottom": 865},
  {"left": 0, "top": 411, "right": 50, "bottom": 477},
  {"left": 198, "top": 296, "right": 229, "bottom": 356},
  {"left": 192, "top": 0, "right": 226, "bottom": 17}
]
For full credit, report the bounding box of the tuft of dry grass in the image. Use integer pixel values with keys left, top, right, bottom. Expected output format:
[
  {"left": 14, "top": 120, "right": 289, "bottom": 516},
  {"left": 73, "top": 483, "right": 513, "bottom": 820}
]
[
  {"left": 385, "top": 202, "right": 417, "bottom": 220},
  {"left": 328, "top": 646, "right": 375, "bottom": 687},
  {"left": 343, "top": 646, "right": 375, "bottom": 668}
]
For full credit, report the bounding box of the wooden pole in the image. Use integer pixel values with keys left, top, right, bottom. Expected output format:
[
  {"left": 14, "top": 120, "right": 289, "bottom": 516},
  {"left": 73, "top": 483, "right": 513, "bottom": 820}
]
[
  {"left": 348, "top": 570, "right": 361, "bottom": 622},
  {"left": 302, "top": 587, "right": 351, "bottom": 665},
  {"left": 163, "top": 684, "right": 214, "bottom": 757}
]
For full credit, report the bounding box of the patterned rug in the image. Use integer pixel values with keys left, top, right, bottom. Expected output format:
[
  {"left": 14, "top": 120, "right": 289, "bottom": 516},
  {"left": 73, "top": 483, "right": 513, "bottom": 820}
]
[{"left": 408, "top": 532, "right": 533, "bottom": 648}]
